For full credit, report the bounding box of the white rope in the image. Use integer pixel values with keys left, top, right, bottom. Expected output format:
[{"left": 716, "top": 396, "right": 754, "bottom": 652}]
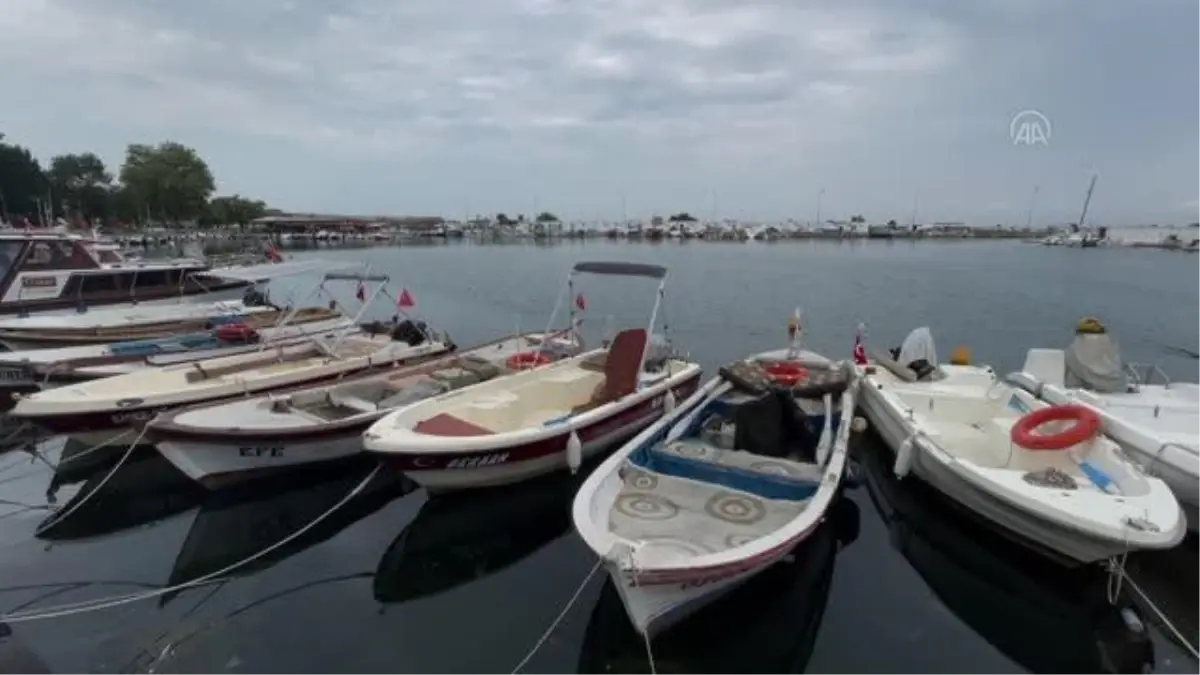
[
  {"left": 510, "top": 559, "right": 601, "bottom": 674},
  {"left": 642, "top": 630, "right": 658, "bottom": 675},
  {"left": 0, "top": 462, "right": 382, "bottom": 623},
  {"left": 35, "top": 427, "right": 146, "bottom": 535},
  {"left": 1116, "top": 562, "right": 1199, "bottom": 659}
]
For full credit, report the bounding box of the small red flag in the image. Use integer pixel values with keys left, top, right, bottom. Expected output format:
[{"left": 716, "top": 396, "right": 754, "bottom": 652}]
[
  {"left": 853, "top": 329, "right": 868, "bottom": 365},
  {"left": 575, "top": 293, "right": 586, "bottom": 311},
  {"left": 265, "top": 246, "right": 284, "bottom": 263},
  {"left": 397, "top": 288, "right": 415, "bottom": 310},
  {"left": 355, "top": 282, "right": 366, "bottom": 302}
]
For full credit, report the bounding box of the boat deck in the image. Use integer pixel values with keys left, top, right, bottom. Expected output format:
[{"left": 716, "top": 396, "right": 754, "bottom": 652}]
[{"left": 608, "top": 440, "right": 821, "bottom": 565}]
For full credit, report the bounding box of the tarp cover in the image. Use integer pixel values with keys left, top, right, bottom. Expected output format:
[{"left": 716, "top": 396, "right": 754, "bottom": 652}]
[
  {"left": 897, "top": 327, "right": 939, "bottom": 368},
  {"left": 1065, "top": 333, "right": 1129, "bottom": 393}
]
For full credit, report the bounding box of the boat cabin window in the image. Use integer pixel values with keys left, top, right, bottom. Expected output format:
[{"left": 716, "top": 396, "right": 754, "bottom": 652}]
[
  {"left": 21, "top": 240, "right": 95, "bottom": 270},
  {"left": 0, "top": 241, "right": 22, "bottom": 281}
]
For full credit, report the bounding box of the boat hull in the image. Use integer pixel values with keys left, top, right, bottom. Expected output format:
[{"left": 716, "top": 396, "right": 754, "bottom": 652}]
[
  {"left": 377, "top": 373, "right": 703, "bottom": 492},
  {"left": 858, "top": 382, "right": 1172, "bottom": 565},
  {"left": 156, "top": 433, "right": 364, "bottom": 489},
  {"left": 18, "top": 349, "right": 449, "bottom": 447}
]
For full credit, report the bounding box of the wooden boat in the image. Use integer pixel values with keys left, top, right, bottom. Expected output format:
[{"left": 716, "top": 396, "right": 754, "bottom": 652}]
[
  {"left": 0, "top": 300, "right": 278, "bottom": 350},
  {"left": 147, "top": 330, "right": 582, "bottom": 488},
  {"left": 856, "top": 327, "right": 1185, "bottom": 565},
  {"left": 572, "top": 338, "right": 858, "bottom": 637},
  {"left": 0, "top": 304, "right": 344, "bottom": 350},
  {"left": 363, "top": 262, "right": 703, "bottom": 492},
  {"left": 578, "top": 497, "right": 858, "bottom": 671},
  {"left": 12, "top": 332, "right": 452, "bottom": 447}
]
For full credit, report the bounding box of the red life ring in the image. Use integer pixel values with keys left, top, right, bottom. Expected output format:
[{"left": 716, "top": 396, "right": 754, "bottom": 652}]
[
  {"left": 1010, "top": 404, "right": 1102, "bottom": 451},
  {"left": 762, "top": 361, "right": 809, "bottom": 387},
  {"left": 215, "top": 323, "right": 260, "bottom": 344},
  {"left": 506, "top": 351, "right": 552, "bottom": 371}
]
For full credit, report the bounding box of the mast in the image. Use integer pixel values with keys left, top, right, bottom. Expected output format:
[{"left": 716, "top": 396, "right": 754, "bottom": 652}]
[
  {"left": 1077, "top": 174, "right": 1097, "bottom": 231},
  {"left": 1025, "top": 185, "right": 1040, "bottom": 229}
]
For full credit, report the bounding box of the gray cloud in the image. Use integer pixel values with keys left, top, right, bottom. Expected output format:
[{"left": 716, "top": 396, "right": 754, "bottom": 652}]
[{"left": 0, "top": 0, "right": 1194, "bottom": 223}]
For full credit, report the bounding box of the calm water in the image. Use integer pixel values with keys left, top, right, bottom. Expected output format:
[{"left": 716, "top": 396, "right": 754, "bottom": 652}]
[{"left": 0, "top": 240, "right": 1196, "bottom": 673}]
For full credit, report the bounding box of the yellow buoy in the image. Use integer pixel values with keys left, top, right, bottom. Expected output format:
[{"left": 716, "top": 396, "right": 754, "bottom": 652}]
[
  {"left": 950, "top": 346, "right": 972, "bottom": 365},
  {"left": 1076, "top": 317, "right": 1106, "bottom": 334}
]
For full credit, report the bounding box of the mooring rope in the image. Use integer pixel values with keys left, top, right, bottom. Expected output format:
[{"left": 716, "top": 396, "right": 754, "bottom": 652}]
[
  {"left": 1109, "top": 558, "right": 1199, "bottom": 659},
  {"left": 510, "top": 559, "right": 601, "bottom": 674},
  {"left": 34, "top": 427, "right": 146, "bottom": 535},
  {"left": 0, "top": 462, "right": 382, "bottom": 623}
]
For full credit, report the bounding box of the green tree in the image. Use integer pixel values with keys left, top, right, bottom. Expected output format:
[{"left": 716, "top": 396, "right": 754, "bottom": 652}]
[
  {"left": 850, "top": 214, "right": 866, "bottom": 224},
  {"left": 668, "top": 212, "right": 697, "bottom": 222},
  {"left": 0, "top": 135, "right": 48, "bottom": 223},
  {"left": 47, "top": 152, "right": 113, "bottom": 221},
  {"left": 535, "top": 211, "right": 559, "bottom": 223},
  {"left": 203, "top": 194, "right": 268, "bottom": 226},
  {"left": 886, "top": 219, "right": 897, "bottom": 228},
  {"left": 119, "top": 141, "right": 215, "bottom": 224}
]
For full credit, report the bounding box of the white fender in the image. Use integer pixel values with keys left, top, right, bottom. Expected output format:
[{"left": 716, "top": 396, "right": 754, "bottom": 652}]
[
  {"left": 663, "top": 388, "right": 676, "bottom": 414},
  {"left": 894, "top": 434, "right": 915, "bottom": 478},
  {"left": 567, "top": 430, "right": 582, "bottom": 474}
]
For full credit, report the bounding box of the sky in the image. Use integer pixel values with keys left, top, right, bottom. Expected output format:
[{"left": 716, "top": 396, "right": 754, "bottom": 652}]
[{"left": 0, "top": 0, "right": 1196, "bottom": 225}]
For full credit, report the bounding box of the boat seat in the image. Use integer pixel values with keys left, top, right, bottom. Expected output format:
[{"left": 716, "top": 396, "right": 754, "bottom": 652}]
[
  {"left": 632, "top": 439, "right": 821, "bottom": 501},
  {"left": 570, "top": 329, "right": 647, "bottom": 414},
  {"left": 870, "top": 349, "right": 918, "bottom": 382},
  {"left": 430, "top": 366, "right": 481, "bottom": 388},
  {"left": 414, "top": 412, "right": 494, "bottom": 436},
  {"left": 328, "top": 393, "right": 378, "bottom": 413}
]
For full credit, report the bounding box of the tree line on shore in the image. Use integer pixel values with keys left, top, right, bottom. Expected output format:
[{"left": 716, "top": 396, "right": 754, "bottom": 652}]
[{"left": 0, "top": 132, "right": 271, "bottom": 229}]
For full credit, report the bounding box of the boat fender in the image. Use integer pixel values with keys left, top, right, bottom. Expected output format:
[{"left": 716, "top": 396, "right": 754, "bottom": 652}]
[
  {"left": 663, "top": 388, "right": 676, "bottom": 414},
  {"left": 851, "top": 416, "right": 868, "bottom": 433},
  {"left": 894, "top": 434, "right": 916, "bottom": 478},
  {"left": 566, "top": 430, "right": 582, "bottom": 474}
]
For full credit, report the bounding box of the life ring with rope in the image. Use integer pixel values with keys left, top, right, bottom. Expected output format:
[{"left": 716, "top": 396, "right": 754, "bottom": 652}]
[
  {"left": 762, "top": 361, "right": 808, "bottom": 387},
  {"left": 1010, "top": 404, "right": 1102, "bottom": 450},
  {"left": 507, "top": 351, "right": 553, "bottom": 371}
]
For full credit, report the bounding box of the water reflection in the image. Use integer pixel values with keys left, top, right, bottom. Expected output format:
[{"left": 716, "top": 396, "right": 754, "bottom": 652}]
[
  {"left": 856, "top": 434, "right": 1156, "bottom": 674},
  {"left": 37, "top": 444, "right": 203, "bottom": 541},
  {"left": 578, "top": 495, "right": 861, "bottom": 674},
  {"left": 164, "top": 458, "right": 415, "bottom": 606},
  {"left": 373, "top": 467, "right": 581, "bottom": 604}
]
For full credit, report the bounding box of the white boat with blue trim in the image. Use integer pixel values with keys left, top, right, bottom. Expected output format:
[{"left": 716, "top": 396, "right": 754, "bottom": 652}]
[{"left": 572, "top": 330, "right": 858, "bottom": 637}]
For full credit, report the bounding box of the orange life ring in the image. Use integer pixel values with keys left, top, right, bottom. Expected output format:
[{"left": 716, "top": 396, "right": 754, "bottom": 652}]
[
  {"left": 763, "top": 361, "right": 809, "bottom": 387},
  {"left": 1010, "top": 404, "right": 1101, "bottom": 450},
  {"left": 506, "top": 351, "right": 553, "bottom": 370}
]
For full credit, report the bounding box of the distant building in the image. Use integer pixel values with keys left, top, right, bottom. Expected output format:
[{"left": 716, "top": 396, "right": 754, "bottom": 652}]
[{"left": 251, "top": 213, "right": 444, "bottom": 233}]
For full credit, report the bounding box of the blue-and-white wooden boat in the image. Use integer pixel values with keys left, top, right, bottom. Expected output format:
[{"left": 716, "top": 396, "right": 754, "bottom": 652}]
[{"left": 572, "top": 341, "right": 859, "bottom": 637}]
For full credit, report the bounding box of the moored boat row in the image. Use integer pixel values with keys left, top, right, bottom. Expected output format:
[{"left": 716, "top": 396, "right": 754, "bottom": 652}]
[{"left": 0, "top": 257, "right": 1193, "bottom": 649}]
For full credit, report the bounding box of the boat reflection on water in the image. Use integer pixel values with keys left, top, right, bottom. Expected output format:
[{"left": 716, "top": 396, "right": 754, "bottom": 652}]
[
  {"left": 163, "top": 457, "right": 415, "bottom": 606},
  {"left": 373, "top": 466, "right": 585, "bottom": 604},
  {"left": 37, "top": 444, "right": 204, "bottom": 541},
  {"left": 578, "top": 495, "right": 860, "bottom": 674},
  {"left": 856, "top": 433, "right": 1156, "bottom": 674}
]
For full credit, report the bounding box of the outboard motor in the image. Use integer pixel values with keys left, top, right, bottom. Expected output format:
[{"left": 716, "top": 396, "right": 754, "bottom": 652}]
[
  {"left": 242, "top": 285, "right": 271, "bottom": 308},
  {"left": 391, "top": 319, "right": 428, "bottom": 347},
  {"left": 1065, "top": 318, "right": 1129, "bottom": 392}
]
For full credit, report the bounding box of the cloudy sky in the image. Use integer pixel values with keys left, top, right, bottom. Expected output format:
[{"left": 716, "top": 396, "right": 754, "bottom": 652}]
[{"left": 0, "top": 0, "right": 1196, "bottom": 224}]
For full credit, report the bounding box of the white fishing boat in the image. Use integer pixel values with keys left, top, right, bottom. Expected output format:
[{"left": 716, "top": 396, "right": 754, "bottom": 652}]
[
  {"left": 0, "top": 310, "right": 356, "bottom": 405},
  {"left": 0, "top": 299, "right": 274, "bottom": 350},
  {"left": 857, "top": 327, "right": 1186, "bottom": 565},
  {"left": 11, "top": 272, "right": 453, "bottom": 446},
  {"left": 572, "top": 326, "right": 858, "bottom": 637},
  {"left": 363, "top": 262, "right": 703, "bottom": 492},
  {"left": 1007, "top": 318, "right": 1199, "bottom": 532},
  {"left": 147, "top": 330, "right": 583, "bottom": 488}
]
